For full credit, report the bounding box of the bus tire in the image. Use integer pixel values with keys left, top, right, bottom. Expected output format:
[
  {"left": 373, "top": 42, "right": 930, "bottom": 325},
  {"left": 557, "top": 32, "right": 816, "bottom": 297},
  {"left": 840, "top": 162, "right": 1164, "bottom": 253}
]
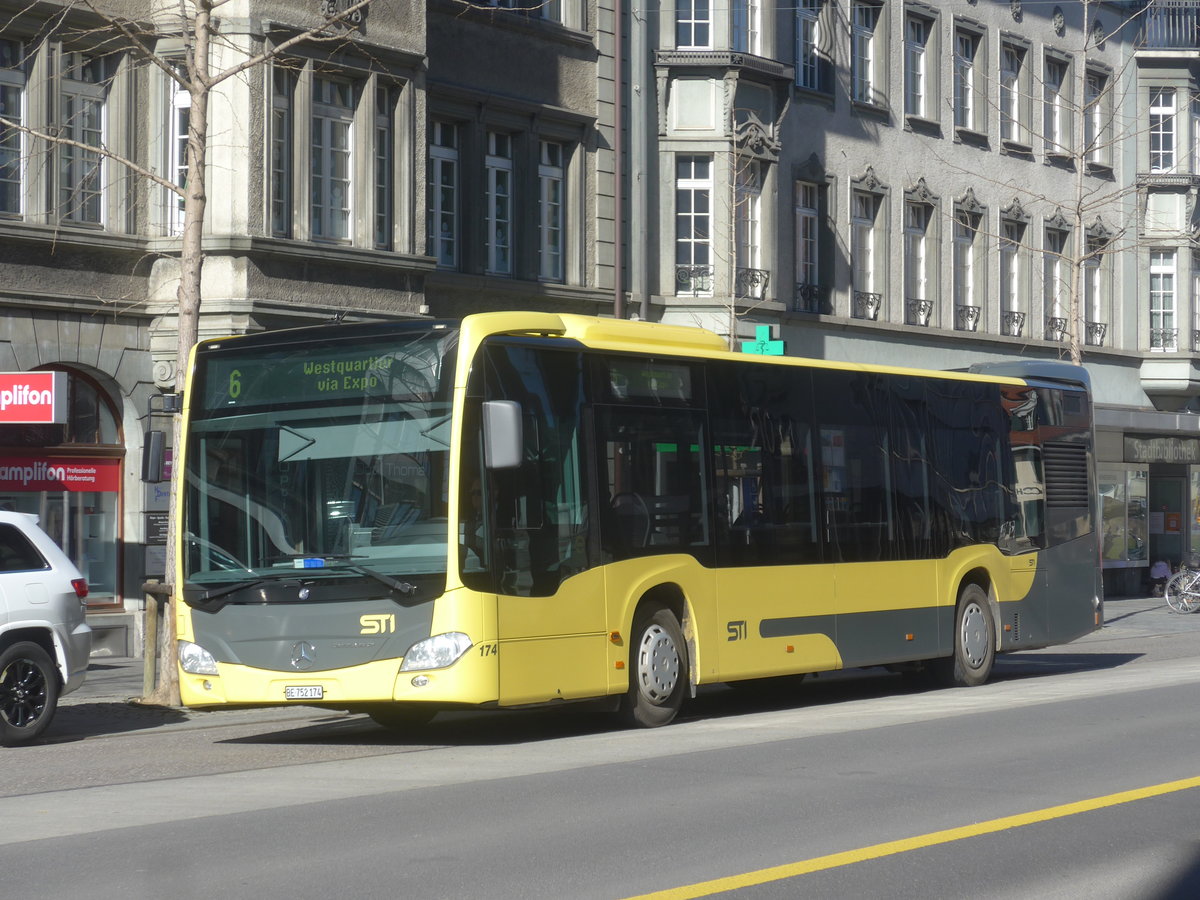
[
  {"left": 936, "top": 583, "right": 995, "bottom": 688},
  {"left": 0, "top": 642, "right": 60, "bottom": 746},
  {"left": 621, "top": 607, "right": 687, "bottom": 728},
  {"left": 366, "top": 704, "right": 437, "bottom": 731}
]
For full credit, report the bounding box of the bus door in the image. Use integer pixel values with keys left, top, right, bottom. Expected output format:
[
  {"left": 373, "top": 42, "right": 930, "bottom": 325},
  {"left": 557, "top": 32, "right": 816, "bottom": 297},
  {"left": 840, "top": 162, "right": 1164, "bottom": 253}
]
[{"left": 479, "top": 341, "right": 610, "bottom": 706}]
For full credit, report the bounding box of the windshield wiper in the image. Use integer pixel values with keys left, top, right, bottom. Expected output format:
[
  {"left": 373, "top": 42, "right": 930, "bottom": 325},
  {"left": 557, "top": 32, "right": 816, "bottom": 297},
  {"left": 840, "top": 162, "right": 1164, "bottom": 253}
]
[
  {"left": 339, "top": 562, "right": 418, "bottom": 596},
  {"left": 267, "top": 554, "right": 417, "bottom": 596}
]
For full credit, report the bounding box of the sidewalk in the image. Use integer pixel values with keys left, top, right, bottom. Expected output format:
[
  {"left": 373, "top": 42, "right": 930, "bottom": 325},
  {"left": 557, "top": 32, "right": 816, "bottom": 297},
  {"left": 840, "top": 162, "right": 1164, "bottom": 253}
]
[{"left": 55, "top": 656, "right": 348, "bottom": 738}]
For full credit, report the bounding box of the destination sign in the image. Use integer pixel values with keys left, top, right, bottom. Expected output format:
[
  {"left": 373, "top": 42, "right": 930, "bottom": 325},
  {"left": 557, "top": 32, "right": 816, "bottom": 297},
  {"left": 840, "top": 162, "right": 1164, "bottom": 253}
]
[{"left": 199, "top": 336, "right": 453, "bottom": 410}]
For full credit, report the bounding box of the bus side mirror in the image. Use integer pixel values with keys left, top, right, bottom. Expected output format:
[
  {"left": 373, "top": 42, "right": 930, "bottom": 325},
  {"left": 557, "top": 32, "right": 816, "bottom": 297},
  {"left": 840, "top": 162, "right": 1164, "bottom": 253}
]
[
  {"left": 142, "top": 430, "right": 166, "bottom": 483},
  {"left": 483, "top": 400, "right": 522, "bottom": 469}
]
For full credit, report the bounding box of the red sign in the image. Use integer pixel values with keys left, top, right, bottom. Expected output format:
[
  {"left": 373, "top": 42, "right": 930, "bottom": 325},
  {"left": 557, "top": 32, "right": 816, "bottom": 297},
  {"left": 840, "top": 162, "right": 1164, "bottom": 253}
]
[
  {"left": 0, "top": 457, "right": 121, "bottom": 493},
  {"left": 0, "top": 371, "right": 67, "bottom": 424}
]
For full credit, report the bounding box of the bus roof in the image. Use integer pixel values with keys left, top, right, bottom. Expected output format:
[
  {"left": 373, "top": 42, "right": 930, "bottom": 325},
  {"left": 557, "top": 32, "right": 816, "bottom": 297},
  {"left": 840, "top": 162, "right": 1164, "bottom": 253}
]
[{"left": 461, "top": 312, "right": 1035, "bottom": 386}]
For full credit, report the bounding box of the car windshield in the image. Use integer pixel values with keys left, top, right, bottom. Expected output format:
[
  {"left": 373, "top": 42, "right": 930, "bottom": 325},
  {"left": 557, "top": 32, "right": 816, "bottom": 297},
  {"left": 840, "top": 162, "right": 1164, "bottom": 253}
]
[{"left": 182, "top": 326, "right": 457, "bottom": 601}]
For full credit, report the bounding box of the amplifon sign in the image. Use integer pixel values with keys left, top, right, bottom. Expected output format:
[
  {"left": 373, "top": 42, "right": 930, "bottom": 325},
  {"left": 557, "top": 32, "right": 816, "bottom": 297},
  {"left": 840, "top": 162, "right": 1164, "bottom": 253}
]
[
  {"left": 0, "top": 371, "right": 68, "bottom": 424},
  {"left": 0, "top": 457, "right": 121, "bottom": 493}
]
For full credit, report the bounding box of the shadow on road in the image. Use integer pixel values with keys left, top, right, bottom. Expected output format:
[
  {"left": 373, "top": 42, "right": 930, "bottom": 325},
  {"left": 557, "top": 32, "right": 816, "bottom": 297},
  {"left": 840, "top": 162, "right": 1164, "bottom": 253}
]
[
  {"left": 217, "top": 647, "right": 1146, "bottom": 749},
  {"left": 48, "top": 701, "right": 189, "bottom": 742}
]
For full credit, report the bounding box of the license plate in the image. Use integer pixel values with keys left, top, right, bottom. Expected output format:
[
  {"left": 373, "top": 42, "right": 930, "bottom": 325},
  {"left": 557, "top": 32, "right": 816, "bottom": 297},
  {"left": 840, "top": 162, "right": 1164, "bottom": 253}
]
[{"left": 285, "top": 685, "right": 323, "bottom": 700}]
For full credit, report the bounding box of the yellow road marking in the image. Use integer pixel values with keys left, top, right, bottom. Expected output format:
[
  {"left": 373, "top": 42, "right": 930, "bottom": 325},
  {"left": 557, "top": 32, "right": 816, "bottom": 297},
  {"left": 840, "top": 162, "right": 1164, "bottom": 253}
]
[{"left": 626, "top": 775, "right": 1200, "bottom": 900}]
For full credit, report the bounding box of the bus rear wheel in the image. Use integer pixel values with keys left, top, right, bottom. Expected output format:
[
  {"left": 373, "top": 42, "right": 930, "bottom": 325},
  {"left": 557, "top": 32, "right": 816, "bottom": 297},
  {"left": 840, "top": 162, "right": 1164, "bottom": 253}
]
[
  {"left": 621, "top": 607, "right": 687, "bottom": 728},
  {"left": 935, "top": 584, "right": 995, "bottom": 688}
]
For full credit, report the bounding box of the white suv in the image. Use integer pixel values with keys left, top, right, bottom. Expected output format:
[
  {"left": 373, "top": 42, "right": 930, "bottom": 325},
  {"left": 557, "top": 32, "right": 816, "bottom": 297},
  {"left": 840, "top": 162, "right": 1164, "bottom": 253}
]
[{"left": 0, "top": 511, "right": 92, "bottom": 745}]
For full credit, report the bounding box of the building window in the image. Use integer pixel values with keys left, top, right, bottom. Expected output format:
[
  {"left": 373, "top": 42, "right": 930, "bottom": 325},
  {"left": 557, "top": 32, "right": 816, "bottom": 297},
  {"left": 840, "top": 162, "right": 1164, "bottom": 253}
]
[
  {"left": 484, "top": 0, "right": 562, "bottom": 20},
  {"left": 374, "top": 86, "right": 395, "bottom": 250},
  {"left": 310, "top": 77, "right": 353, "bottom": 241},
  {"left": 904, "top": 202, "right": 932, "bottom": 325},
  {"left": 735, "top": 160, "right": 763, "bottom": 297},
  {"left": 1150, "top": 250, "right": 1177, "bottom": 350},
  {"left": 1085, "top": 234, "right": 1108, "bottom": 344},
  {"left": 677, "top": 1, "right": 711, "bottom": 50},
  {"left": 851, "top": 2, "right": 881, "bottom": 105},
  {"left": 539, "top": 140, "right": 564, "bottom": 281},
  {"left": 0, "top": 39, "right": 24, "bottom": 216},
  {"left": 1000, "top": 43, "right": 1027, "bottom": 146},
  {"left": 59, "top": 51, "right": 107, "bottom": 224},
  {"left": 1085, "top": 70, "right": 1111, "bottom": 168},
  {"left": 1043, "top": 226, "right": 1069, "bottom": 338},
  {"left": 675, "top": 155, "right": 712, "bottom": 296},
  {"left": 1150, "top": 88, "right": 1176, "bottom": 172},
  {"left": 428, "top": 121, "right": 459, "bottom": 268},
  {"left": 851, "top": 190, "right": 881, "bottom": 319},
  {"left": 270, "top": 67, "right": 293, "bottom": 237},
  {"left": 167, "top": 69, "right": 190, "bottom": 236},
  {"left": 796, "top": 180, "right": 819, "bottom": 294},
  {"left": 1193, "top": 250, "right": 1200, "bottom": 349},
  {"left": 1000, "top": 220, "right": 1026, "bottom": 336},
  {"left": 953, "top": 209, "right": 981, "bottom": 330},
  {"left": 1192, "top": 93, "right": 1200, "bottom": 175},
  {"left": 954, "top": 29, "right": 979, "bottom": 132},
  {"left": 486, "top": 131, "right": 513, "bottom": 275},
  {"left": 732, "top": 0, "right": 761, "bottom": 55},
  {"left": 904, "top": 14, "right": 928, "bottom": 118},
  {"left": 1044, "top": 57, "right": 1070, "bottom": 155},
  {"left": 796, "top": 0, "right": 823, "bottom": 92}
]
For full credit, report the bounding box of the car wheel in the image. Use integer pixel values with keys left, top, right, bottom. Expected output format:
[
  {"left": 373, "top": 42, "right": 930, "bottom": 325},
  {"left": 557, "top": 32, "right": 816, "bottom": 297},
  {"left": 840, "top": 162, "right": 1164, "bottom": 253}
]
[{"left": 0, "top": 642, "right": 60, "bottom": 746}]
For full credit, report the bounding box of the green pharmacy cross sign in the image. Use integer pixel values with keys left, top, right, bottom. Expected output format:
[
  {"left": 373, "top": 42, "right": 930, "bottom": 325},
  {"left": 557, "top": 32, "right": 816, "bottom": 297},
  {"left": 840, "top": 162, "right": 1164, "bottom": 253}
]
[{"left": 740, "top": 325, "right": 785, "bottom": 356}]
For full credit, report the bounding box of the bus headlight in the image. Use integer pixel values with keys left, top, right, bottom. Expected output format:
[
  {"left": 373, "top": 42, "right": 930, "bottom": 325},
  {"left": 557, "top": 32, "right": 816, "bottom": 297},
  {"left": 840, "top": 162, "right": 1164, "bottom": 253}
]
[
  {"left": 399, "top": 632, "right": 473, "bottom": 671},
  {"left": 179, "top": 640, "right": 219, "bottom": 676}
]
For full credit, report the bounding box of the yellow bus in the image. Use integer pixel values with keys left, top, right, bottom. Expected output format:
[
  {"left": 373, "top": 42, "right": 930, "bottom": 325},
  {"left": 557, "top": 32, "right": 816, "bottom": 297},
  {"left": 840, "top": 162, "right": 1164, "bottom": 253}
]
[{"left": 170, "top": 312, "right": 1101, "bottom": 727}]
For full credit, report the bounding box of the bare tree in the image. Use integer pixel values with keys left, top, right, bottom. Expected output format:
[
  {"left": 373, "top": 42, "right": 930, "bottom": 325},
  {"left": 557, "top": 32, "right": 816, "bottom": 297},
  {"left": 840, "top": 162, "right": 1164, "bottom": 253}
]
[{"left": 0, "top": 0, "right": 377, "bottom": 704}]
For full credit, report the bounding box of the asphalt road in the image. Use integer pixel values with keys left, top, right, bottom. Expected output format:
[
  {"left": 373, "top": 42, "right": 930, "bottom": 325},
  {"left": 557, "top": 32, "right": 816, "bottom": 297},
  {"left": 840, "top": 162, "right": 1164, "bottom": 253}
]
[{"left": 2, "top": 595, "right": 1199, "bottom": 899}]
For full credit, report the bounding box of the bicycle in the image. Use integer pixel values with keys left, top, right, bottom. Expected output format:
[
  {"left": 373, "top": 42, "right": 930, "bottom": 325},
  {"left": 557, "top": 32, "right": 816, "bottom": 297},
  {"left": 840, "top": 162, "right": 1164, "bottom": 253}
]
[{"left": 1165, "top": 565, "right": 1200, "bottom": 613}]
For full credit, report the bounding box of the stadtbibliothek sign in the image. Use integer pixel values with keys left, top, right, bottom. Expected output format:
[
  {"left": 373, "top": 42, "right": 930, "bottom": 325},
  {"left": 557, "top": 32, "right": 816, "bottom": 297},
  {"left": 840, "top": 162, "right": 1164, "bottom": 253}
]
[
  {"left": 1124, "top": 434, "right": 1200, "bottom": 465},
  {"left": 0, "top": 371, "right": 68, "bottom": 424}
]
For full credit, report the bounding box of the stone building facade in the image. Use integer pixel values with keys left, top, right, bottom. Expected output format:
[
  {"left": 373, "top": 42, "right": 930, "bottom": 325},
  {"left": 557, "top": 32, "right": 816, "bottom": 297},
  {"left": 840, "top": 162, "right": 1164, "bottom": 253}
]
[{"left": 4, "top": 1, "right": 1200, "bottom": 658}]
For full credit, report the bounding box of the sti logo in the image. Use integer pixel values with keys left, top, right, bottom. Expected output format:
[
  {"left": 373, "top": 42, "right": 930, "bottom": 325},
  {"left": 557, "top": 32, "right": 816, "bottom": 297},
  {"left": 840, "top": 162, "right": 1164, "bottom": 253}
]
[{"left": 360, "top": 614, "right": 396, "bottom": 635}]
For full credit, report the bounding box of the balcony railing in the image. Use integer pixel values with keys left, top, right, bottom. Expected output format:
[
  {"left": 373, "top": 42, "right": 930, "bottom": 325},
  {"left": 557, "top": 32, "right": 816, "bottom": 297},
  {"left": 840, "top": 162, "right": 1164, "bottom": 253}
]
[
  {"left": 853, "top": 291, "right": 881, "bottom": 321},
  {"left": 1002, "top": 310, "right": 1026, "bottom": 337},
  {"left": 793, "top": 282, "right": 832, "bottom": 315},
  {"left": 955, "top": 304, "right": 981, "bottom": 332},
  {"left": 1086, "top": 321, "right": 1108, "bottom": 346},
  {"left": 1045, "top": 316, "right": 1068, "bottom": 342},
  {"left": 675, "top": 265, "right": 714, "bottom": 296},
  {"left": 1142, "top": 1, "right": 1200, "bottom": 50},
  {"left": 906, "top": 298, "right": 933, "bottom": 327},
  {"left": 735, "top": 267, "right": 770, "bottom": 300},
  {"left": 1151, "top": 327, "right": 1179, "bottom": 351}
]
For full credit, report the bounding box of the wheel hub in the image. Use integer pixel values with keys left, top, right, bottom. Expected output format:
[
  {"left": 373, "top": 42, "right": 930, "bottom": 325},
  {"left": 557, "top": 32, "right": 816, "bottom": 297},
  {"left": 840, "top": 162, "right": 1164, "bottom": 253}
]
[
  {"left": 637, "top": 624, "right": 680, "bottom": 702},
  {"left": 960, "top": 603, "right": 988, "bottom": 669}
]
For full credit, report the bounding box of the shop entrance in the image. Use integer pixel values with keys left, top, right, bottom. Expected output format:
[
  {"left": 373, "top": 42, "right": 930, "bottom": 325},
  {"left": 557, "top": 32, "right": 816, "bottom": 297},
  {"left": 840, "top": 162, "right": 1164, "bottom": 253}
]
[{"left": 1149, "top": 473, "right": 1187, "bottom": 571}]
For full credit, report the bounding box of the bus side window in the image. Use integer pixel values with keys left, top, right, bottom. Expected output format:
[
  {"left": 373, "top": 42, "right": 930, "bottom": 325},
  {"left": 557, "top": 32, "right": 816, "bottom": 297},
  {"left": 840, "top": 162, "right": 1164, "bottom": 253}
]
[
  {"left": 596, "top": 407, "right": 709, "bottom": 562},
  {"left": 709, "top": 362, "right": 819, "bottom": 567}
]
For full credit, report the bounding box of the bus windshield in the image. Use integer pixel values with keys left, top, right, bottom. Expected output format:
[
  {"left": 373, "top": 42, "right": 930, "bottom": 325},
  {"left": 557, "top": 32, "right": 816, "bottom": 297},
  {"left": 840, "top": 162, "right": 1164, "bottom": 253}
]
[{"left": 181, "top": 326, "right": 458, "bottom": 603}]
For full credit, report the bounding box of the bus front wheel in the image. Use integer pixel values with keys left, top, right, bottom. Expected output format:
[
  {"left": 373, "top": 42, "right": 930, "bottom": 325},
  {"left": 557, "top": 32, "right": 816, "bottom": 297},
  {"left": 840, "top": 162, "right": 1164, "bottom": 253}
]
[
  {"left": 935, "top": 584, "right": 995, "bottom": 688},
  {"left": 621, "top": 607, "right": 687, "bottom": 728}
]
